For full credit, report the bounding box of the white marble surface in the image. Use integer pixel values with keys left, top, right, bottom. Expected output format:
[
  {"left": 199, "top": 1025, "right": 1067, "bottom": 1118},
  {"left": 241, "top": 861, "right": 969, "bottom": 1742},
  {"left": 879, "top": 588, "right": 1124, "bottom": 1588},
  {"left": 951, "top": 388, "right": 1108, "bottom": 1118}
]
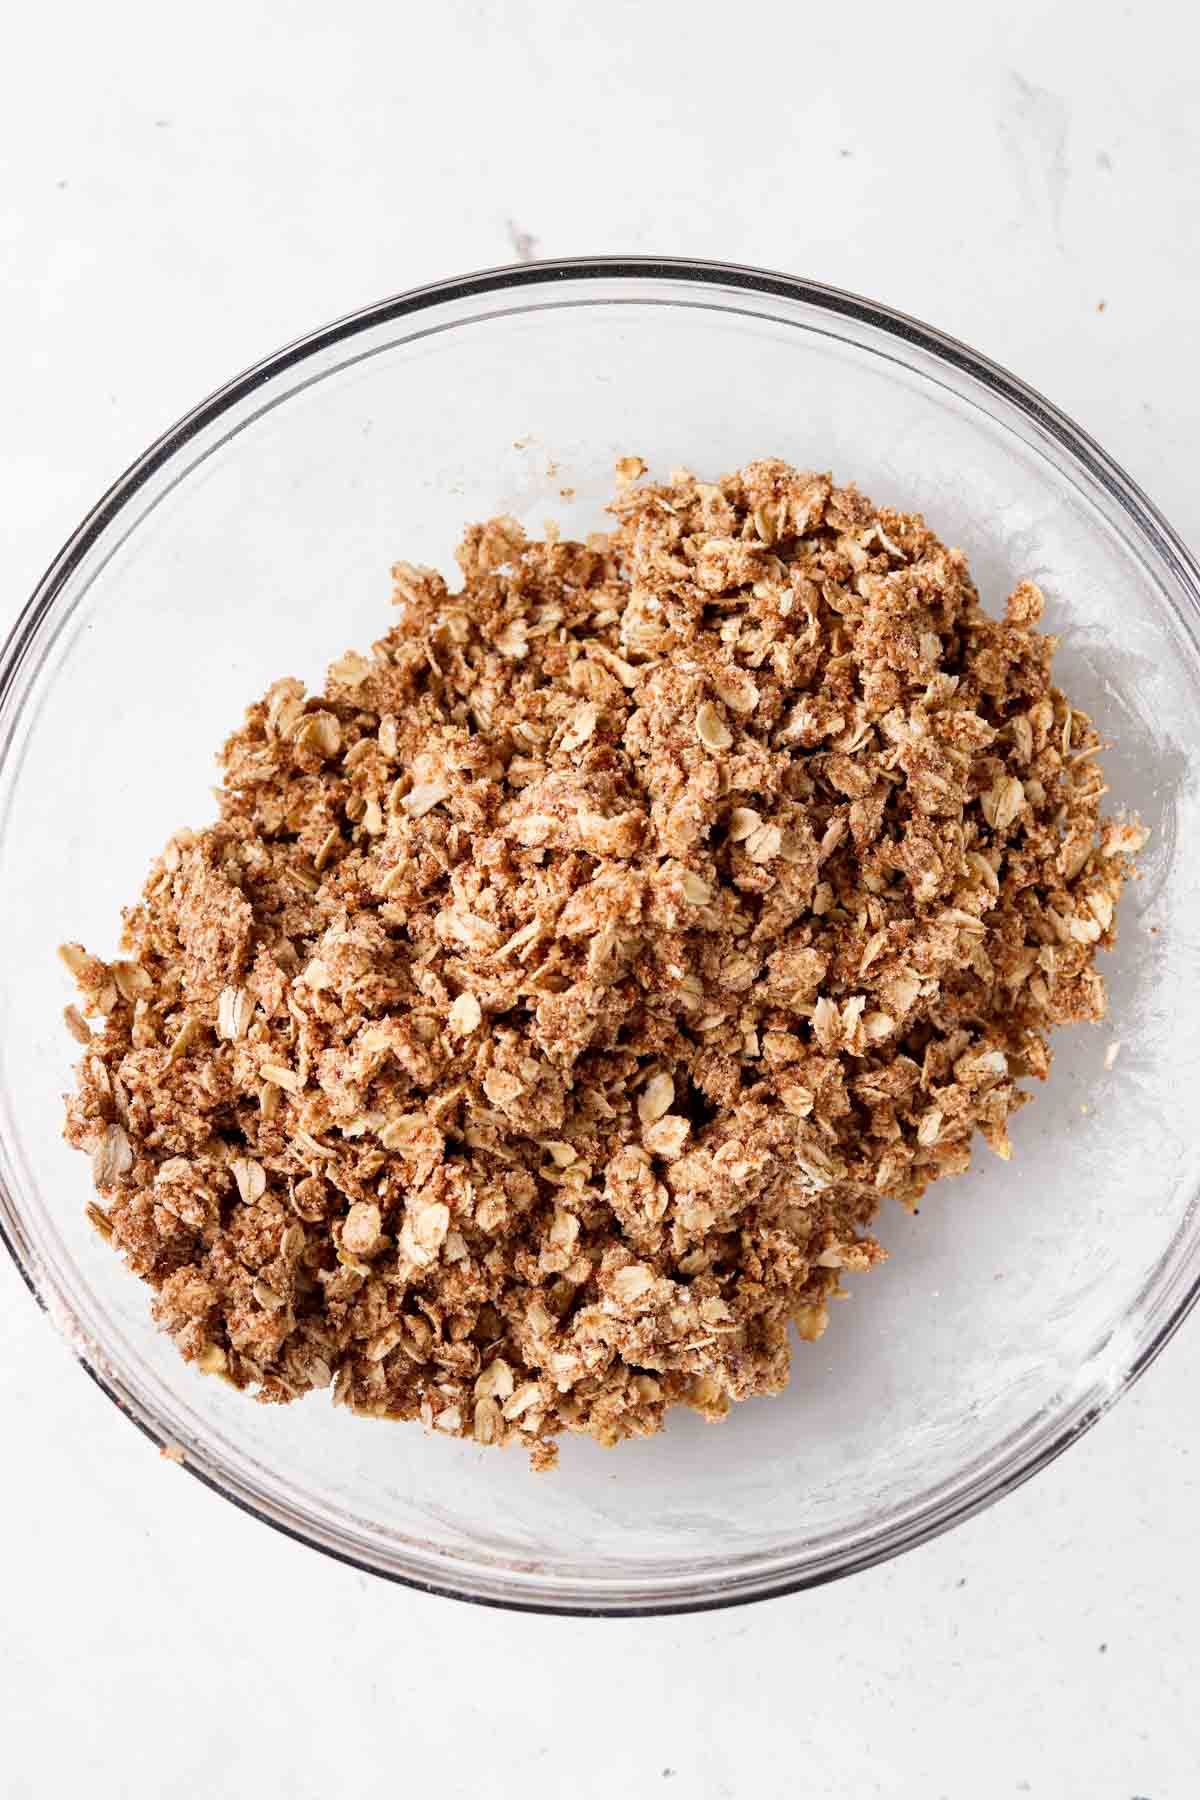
[{"left": 2, "top": 2, "right": 1198, "bottom": 1794}]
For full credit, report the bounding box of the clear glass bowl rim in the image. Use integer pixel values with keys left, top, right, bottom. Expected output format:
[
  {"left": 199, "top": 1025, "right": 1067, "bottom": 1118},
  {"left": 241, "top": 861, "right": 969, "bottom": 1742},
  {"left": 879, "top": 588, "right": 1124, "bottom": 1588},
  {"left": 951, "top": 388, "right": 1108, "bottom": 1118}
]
[{"left": 4, "top": 254, "right": 1199, "bottom": 1616}]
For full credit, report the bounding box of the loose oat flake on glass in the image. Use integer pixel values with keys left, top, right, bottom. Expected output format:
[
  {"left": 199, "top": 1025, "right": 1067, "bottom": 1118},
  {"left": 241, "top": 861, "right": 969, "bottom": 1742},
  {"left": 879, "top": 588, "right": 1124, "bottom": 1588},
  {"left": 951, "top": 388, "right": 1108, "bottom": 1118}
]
[{"left": 61, "top": 460, "right": 1146, "bottom": 1470}]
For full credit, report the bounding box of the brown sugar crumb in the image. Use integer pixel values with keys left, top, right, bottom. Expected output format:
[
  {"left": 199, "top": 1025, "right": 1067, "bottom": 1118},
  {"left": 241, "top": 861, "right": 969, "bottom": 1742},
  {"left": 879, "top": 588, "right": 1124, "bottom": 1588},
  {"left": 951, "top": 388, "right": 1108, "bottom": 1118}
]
[{"left": 61, "top": 458, "right": 1146, "bottom": 1470}]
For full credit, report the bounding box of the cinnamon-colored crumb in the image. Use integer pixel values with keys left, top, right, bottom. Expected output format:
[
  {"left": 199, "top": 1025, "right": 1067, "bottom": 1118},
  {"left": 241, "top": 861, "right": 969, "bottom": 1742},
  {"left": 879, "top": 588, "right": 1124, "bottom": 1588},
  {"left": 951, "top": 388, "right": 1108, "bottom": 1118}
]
[{"left": 62, "top": 459, "right": 1144, "bottom": 1470}]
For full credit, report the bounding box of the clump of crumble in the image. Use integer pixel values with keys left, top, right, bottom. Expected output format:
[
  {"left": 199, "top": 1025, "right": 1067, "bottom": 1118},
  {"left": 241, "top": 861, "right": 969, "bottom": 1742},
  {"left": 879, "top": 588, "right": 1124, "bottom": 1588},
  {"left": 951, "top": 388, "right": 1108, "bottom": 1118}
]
[{"left": 61, "top": 459, "right": 1145, "bottom": 1470}]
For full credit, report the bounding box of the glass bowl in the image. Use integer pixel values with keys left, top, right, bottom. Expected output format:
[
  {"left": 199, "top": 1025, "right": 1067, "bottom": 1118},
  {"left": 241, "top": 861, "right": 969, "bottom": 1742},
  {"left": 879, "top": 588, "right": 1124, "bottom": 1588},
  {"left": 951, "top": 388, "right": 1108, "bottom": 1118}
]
[{"left": 3, "top": 258, "right": 1198, "bottom": 1616}]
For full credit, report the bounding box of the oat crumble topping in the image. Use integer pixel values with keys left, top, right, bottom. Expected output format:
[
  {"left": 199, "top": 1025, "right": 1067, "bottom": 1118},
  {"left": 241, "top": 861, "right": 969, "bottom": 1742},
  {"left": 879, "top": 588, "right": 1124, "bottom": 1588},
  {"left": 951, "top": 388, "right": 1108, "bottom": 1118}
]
[{"left": 62, "top": 460, "right": 1145, "bottom": 1470}]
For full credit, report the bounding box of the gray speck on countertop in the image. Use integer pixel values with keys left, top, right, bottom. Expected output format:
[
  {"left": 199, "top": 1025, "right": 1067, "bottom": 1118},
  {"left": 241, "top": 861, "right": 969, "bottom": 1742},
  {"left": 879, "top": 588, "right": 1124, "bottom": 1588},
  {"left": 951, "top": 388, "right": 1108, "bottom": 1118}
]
[{"left": 505, "top": 217, "right": 538, "bottom": 262}]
